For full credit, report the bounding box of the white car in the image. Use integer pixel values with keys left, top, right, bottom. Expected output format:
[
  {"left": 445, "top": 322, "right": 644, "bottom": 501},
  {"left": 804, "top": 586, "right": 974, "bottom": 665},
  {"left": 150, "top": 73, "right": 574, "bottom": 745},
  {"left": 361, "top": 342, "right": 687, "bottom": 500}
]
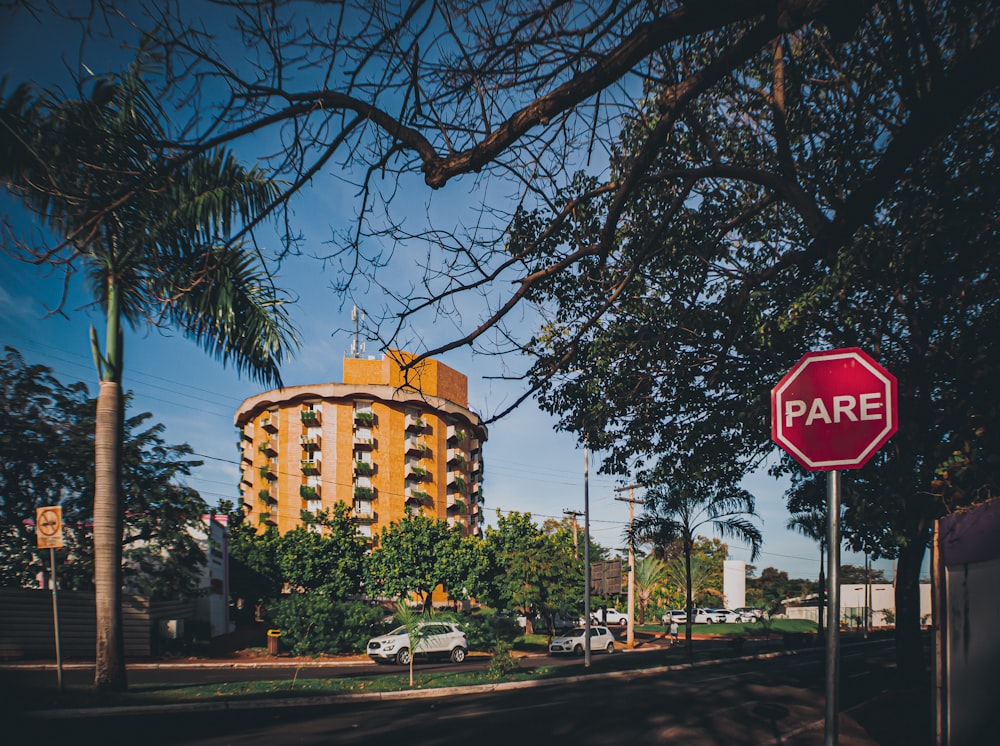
[
  {"left": 548, "top": 625, "right": 617, "bottom": 656},
  {"left": 662, "top": 609, "right": 686, "bottom": 625},
  {"left": 367, "top": 621, "right": 468, "bottom": 665},
  {"left": 734, "top": 607, "right": 764, "bottom": 622},
  {"left": 592, "top": 608, "right": 628, "bottom": 626},
  {"left": 707, "top": 608, "right": 742, "bottom": 623}
]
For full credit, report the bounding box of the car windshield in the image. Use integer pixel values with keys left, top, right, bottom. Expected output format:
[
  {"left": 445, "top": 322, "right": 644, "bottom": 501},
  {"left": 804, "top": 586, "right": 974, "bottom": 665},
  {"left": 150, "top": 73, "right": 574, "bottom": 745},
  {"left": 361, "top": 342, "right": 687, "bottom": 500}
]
[{"left": 387, "top": 626, "right": 408, "bottom": 636}]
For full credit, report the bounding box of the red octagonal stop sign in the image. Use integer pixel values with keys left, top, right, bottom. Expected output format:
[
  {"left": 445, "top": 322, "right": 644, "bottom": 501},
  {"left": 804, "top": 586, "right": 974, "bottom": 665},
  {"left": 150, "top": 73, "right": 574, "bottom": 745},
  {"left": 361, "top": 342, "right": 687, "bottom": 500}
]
[{"left": 771, "top": 348, "right": 898, "bottom": 471}]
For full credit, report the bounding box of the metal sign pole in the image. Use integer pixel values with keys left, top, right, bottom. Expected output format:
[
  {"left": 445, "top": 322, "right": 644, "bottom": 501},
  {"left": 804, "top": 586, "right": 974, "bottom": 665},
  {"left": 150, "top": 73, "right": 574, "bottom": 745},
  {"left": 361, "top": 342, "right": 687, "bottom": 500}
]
[
  {"left": 825, "top": 470, "right": 841, "bottom": 746},
  {"left": 50, "top": 546, "right": 63, "bottom": 692}
]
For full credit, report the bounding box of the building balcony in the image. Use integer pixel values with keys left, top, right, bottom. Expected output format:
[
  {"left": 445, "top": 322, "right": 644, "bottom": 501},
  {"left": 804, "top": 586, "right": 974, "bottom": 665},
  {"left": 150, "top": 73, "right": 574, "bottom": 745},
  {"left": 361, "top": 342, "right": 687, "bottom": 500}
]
[
  {"left": 258, "top": 488, "right": 277, "bottom": 504},
  {"left": 258, "top": 512, "right": 277, "bottom": 526},
  {"left": 355, "top": 460, "right": 374, "bottom": 477},
  {"left": 404, "top": 413, "right": 426, "bottom": 432},
  {"left": 261, "top": 414, "right": 279, "bottom": 433},
  {"left": 300, "top": 435, "right": 321, "bottom": 451},
  {"left": 405, "top": 487, "right": 432, "bottom": 506},
  {"left": 241, "top": 425, "right": 254, "bottom": 442},
  {"left": 354, "top": 486, "right": 375, "bottom": 500},
  {"left": 241, "top": 449, "right": 254, "bottom": 465},
  {"left": 447, "top": 515, "right": 465, "bottom": 529},
  {"left": 301, "top": 459, "right": 321, "bottom": 475},
  {"left": 446, "top": 448, "right": 467, "bottom": 466},
  {"left": 259, "top": 462, "right": 278, "bottom": 480},
  {"left": 354, "top": 410, "right": 375, "bottom": 428},
  {"left": 447, "top": 425, "right": 467, "bottom": 443},
  {"left": 447, "top": 497, "right": 467, "bottom": 515},
  {"left": 353, "top": 434, "right": 375, "bottom": 449},
  {"left": 259, "top": 440, "right": 277, "bottom": 456},
  {"left": 299, "top": 484, "right": 320, "bottom": 500},
  {"left": 405, "top": 465, "right": 431, "bottom": 481},
  {"left": 353, "top": 501, "right": 376, "bottom": 522},
  {"left": 405, "top": 437, "right": 428, "bottom": 455},
  {"left": 300, "top": 409, "right": 321, "bottom": 427},
  {"left": 446, "top": 472, "right": 467, "bottom": 493},
  {"left": 470, "top": 457, "right": 481, "bottom": 473}
]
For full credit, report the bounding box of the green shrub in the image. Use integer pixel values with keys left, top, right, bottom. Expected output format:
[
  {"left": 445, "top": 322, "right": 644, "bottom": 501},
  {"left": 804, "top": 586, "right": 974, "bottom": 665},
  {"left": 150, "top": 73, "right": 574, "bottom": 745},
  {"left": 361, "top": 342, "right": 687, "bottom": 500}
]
[
  {"left": 486, "top": 640, "right": 518, "bottom": 679},
  {"left": 270, "top": 595, "right": 386, "bottom": 655},
  {"left": 457, "top": 608, "right": 520, "bottom": 650}
]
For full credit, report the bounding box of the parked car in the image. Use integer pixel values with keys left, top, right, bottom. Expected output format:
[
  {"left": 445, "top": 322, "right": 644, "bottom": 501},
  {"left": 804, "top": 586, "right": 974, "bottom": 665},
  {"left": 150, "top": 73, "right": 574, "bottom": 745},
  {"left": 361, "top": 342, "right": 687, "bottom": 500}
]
[
  {"left": 592, "top": 608, "right": 628, "bottom": 626},
  {"left": 706, "top": 608, "right": 742, "bottom": 623},
  {"left": 734, "top": 607, "right": 764, "bottom": 622},
  {"left": 367, "top": 622, "right": 468, "bottom": 665},
  {"left": 662, "top": 609, "right": 687, "bottom": 625},
  {"left": 690, "top": 608, "right": 715, "bottom": 624},
  {"left": 548, "top": 625, "right": 617, "bottom": 656}
]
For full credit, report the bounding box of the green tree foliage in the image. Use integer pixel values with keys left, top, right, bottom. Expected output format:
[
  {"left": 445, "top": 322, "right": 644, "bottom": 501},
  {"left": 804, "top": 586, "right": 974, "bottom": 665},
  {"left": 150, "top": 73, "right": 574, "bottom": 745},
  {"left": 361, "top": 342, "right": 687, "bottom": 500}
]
[
  {"left": 276, "top": 505, "right": 367, "bottom": 597},
  {"left": 747, "top": 567, "right": 817, "bottom": 614},
  {"left": 481, "top": 511, "right": 583, "bottom": 635},
  {"left": 0, "top": 348, "right": 208, "bottom": 597},
  {"left": 364, "top": 514, "right": 487, "bottom": 610},
  {"left": 269, "top": 597, "right": 384, "bottom": 657},
  {"left": 632, "top": 555, "right": 668, "bottom": 625},
  {"left": 512, "top": 7, "right": 999, "bottom": 679},
  {"left": 224, "top": 501, "right": 367, "bottom": 627},
  {"left": 223, "top": 504, "right": 283, "bottom": 624}
]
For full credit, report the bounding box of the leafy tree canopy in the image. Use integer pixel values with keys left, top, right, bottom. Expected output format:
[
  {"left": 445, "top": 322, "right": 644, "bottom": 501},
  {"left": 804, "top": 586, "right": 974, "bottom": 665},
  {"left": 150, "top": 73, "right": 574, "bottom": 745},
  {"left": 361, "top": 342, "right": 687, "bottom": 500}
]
[{"left": 0, "top": 347, "right": 208, "bottom": 598}]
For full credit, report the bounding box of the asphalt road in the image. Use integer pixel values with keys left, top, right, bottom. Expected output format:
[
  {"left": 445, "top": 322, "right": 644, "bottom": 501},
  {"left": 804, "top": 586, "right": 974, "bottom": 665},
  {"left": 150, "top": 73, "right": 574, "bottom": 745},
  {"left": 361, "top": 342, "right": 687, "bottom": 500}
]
[{"left": 5, "top": 640, "right": 929, "bottom": 745}]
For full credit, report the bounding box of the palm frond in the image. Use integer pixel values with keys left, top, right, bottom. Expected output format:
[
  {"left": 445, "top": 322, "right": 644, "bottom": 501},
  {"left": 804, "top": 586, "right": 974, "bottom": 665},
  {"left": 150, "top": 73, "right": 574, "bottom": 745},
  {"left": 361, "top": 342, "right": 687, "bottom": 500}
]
[{"left": 153, "top": 243, "right": 299, "bottom": 387}]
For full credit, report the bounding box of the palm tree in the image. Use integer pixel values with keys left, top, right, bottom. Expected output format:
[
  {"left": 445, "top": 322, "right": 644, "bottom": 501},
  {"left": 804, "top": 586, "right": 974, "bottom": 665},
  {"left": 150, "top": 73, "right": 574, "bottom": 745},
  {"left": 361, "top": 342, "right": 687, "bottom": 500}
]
[
  {"left": 628, "top": 478, "right": 762, "bottom": 657},
  {"left": 1, "top": 53, "right": 297, "bottom": 691},
  {"left": 787, "top": 509, "right": 827, "bottom": 639},
  {"left": 632, "top": 554, "right": 668, "bottom": 624}
]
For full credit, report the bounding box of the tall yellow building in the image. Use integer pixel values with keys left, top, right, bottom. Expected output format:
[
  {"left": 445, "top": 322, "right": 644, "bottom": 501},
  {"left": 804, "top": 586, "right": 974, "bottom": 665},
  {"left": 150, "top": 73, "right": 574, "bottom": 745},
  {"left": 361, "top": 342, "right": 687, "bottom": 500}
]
[{"left": 234, "top": 350, "right": 486, "bottom": 539}]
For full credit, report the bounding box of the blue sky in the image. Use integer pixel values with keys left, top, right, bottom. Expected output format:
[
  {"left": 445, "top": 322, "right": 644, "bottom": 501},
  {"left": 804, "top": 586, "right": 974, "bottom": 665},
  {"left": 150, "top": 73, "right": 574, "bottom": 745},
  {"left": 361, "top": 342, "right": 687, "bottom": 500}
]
[{"left": 0, "top": 3, "right": 901, "bottom": 581}]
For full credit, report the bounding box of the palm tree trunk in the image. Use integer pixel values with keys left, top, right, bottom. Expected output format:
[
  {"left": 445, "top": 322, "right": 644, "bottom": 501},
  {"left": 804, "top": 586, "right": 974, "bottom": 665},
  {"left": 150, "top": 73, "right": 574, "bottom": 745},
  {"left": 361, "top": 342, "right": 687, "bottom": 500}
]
[
  {"left": 94, "top": 379, "right": 126, "bottom": 691},
  {"left": 93, "top": 277, "right": 126, "bottom": 692}
]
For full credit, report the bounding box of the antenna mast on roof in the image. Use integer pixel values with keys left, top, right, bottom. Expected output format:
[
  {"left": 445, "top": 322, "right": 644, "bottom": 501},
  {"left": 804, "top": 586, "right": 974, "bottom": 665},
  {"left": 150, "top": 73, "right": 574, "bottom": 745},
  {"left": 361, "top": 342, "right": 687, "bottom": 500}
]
[{"left": 350, "top": 305, "right": 366, "bottom": 358}]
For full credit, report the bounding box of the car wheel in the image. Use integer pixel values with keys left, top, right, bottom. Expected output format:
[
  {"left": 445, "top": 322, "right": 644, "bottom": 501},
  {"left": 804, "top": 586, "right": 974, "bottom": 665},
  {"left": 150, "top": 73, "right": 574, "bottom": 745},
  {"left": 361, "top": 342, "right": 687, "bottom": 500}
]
[
  {"left": 606, "top": 642, "right": 615, "bottom": 654},
  {"left": 573, "top": 644, "right": 583, "bottom": 656},
  {"left": 395, "top": 648, "right": 411, "bottom": 666},
  {"left": 619, "top": 619, "right": 628, "bottom": 626},
  {"left": 450, "top": 647, "right": 467, "bottom": 663}
]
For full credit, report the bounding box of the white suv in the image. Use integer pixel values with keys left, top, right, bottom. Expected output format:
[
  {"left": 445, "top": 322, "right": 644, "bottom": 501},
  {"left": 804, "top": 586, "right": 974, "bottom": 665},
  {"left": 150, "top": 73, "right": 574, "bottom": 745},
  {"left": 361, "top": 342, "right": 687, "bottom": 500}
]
[{"left": 367, "top": 622, "right": 468, "bottom": 665}]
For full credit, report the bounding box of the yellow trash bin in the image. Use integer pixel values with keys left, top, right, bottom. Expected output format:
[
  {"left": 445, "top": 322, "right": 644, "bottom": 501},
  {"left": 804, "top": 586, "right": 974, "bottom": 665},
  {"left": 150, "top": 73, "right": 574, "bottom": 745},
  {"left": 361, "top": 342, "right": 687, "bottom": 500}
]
[{"left": 266, "top": 628, "right": 281, "bottom": 655}]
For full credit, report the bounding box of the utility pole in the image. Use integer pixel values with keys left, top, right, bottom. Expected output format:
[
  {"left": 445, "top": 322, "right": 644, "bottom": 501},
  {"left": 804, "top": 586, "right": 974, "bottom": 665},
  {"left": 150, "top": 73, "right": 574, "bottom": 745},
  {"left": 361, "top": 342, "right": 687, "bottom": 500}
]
[
  {"left": 615, "top": 484, "right": 641, "bottom": 649},
  {"left": 563, "top": 509, "right": 583, "bottom": 558}
]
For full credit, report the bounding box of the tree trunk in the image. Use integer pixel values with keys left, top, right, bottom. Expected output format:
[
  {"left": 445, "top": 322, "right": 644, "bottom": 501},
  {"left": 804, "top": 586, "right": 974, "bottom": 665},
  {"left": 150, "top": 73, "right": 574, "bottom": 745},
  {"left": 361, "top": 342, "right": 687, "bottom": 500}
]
[
  {"left": 94, "top": 380, "right": 126, "bottom": 691},
  {"left": 895, "top": 523, "right": 930, "bottom": 682}
]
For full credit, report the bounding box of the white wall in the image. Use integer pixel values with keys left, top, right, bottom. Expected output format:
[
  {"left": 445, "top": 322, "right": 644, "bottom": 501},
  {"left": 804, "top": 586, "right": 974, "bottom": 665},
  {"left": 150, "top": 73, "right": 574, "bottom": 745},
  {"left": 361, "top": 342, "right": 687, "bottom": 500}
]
[{"left": 723, "top": 560, "right": 746, "bottom": 609}]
